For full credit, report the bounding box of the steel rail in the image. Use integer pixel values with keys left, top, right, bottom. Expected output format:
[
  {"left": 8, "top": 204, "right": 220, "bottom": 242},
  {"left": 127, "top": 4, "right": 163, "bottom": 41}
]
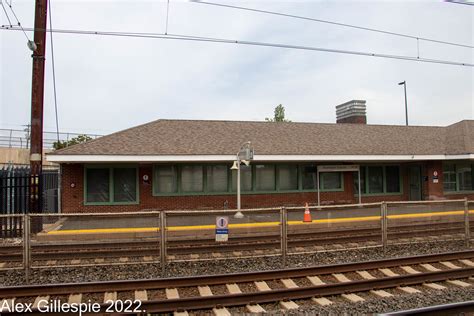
[{"left": 2, "top": 250, "right": 474, "bottom": 298}]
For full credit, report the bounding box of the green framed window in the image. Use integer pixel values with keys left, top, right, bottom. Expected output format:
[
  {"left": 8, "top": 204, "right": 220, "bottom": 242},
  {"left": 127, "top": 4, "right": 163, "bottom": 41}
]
[
  {"left": 443, "top": 162, "right": 473, "bottom": 192},
  {"left": 85, "top": 166, "right": 138, "bottom": 205},
  {"left": 353, "top": 165, "right": 402, "bottom": 195},
  {"left": 278, "top": 165, "right": 298, "bottom": 191},
  {"left": 207, "top": 165, "right": 228, "bottom": 192},
  {"left": 154, "top": 165, "right": 178, "bottom": 194},
  {"left": 181, "top": 165, "right": 203, "bottom": 192},
  {"left": 255, "top": 164, "right": 275, "bottom": 191},
  {"left": 319, "top": 172, "right": 343, "bottom": 190},
  {"left": 302, "top": 165, "right": 317, "bottom": 190}
]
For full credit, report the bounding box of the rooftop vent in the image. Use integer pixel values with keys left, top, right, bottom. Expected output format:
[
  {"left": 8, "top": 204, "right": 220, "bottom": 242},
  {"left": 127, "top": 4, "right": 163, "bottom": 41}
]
[{"left": 336, "top": 100, "right": 367, "bottom": 124}]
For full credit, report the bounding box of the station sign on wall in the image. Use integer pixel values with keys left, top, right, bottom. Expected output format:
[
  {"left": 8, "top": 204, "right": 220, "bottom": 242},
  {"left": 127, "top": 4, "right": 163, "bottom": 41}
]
[{"left": 317, "top": 165, "right": 360, "bottom": 172}]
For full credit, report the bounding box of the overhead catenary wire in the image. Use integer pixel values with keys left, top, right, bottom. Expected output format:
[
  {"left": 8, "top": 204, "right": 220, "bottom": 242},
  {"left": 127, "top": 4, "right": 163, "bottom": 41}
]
[
  {"left": 190, "top": 0, "right": 474, "bottom": 50},
  {"left": 48, "top": 0, "right": 60, "bottom": 143},
  {"left": 1, "top": 25, "right": 472, "bottom": 67}
]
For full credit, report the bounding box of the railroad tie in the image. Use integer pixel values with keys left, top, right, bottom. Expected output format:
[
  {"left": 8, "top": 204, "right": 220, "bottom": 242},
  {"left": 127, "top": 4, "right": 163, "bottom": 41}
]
[
  {"left": 397, "top": 286, "right": 421, "bottom": 294},
  {"left": 190, "top": 254, "right": 200, "bottom": 259},
  {"left": 246, "top": 304, "right": 266, "bottom": 313},
  {"left": 225, "top": 283, "right": 242, "bottom": 294},
  {"left": 356, "top": 270, "right": 376, "bottom": 280},
  {"left": 212, "top": 252, "right": 222, "bottom": 258},
  {"left": 46, "top": 260, "right": 57, "bottom": 266},
  {"left": 166, "top": 288, "right": 180, "bottom": 299},
  {"left": 312, "top": 297, "right": 333, "bottom": 306},
  {"left": 379, "top": 268, "right": 399, "bottom": 277},
  {"left": 332, "top": 273, "right": 351, "bottom": 283},
  {"left": 280, "top": 300, "right": 299, "bottom": 310},
  {"left": 446, "top": 280, "right": 471, "bottom": 288},
  {"left": 254, "top": 281, "right": 271, "bottom": 292},
  {"left": 135, "top": 290, "right": 148, "bottom": 301},
  {"left": 307, "top": 276, "right": 326, "bottom": 286},
  {"left": 68, "top": 294, "right": 82, "bottom": 305},
  {"left": 71, "top": 259, "right": 81, "bottom": 265},
  {"left": 400, "top": 266, "right": 421, "bottom": 274},
  {"left": 420, "top": 264, "right": 441, "bottom": 272},
  {"left": 212, "top": 307, "right": 231, "bottom": 316},
  {"left": 439, "top": 261, "right": 461, "bottom": 269},
  {"left": 33, "top": 296, "right": 50, "bottom": 309},
  {"left": 341, "top": 293, "right": 364, "bottom": 303},
  {"left": 370, "top": 290, "right": 393, "bottom": 298},
  {"left": 0, "top": 262, "right": 5, "bottom": 268},
  {"left": 119, "top": 257, "right": 129, "bottom": 263},
  {"left": 104, "top": 292, "right": 117, "bottom": 303},
  {"left": 232, "top": 251, "right": 243, "bottom": 257},
  {"left": 423, "top": 283, "right": 446, "bottom": 290},
  {"left": 142, "top": 256, "right": 153, "bottom": 262},
  {"left": 281, "top": 278, "right": 299, "bottom": 289},
  {"left": 0, "top": 299, "right": 15, "bottom": 312},
  {"left": 253, "top": 250, "right": 264, "bottom": 255},
  {"left": 197, "top": 286, "right": 213, "bottom": 297},
  {"left": 459, "top": 259, "right": 474, "bottom": 267},
  {"left": 174, "top": 311, "right": 189, "bottom": 316},
  {"left": 94, "top": 258, "right": 105, "bottom": 263}
]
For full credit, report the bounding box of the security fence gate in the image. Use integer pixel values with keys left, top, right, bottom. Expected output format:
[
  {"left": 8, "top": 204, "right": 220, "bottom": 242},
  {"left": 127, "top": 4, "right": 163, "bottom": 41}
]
[{"left": 0, "top": 166, "right": 59, "bottom": 237}]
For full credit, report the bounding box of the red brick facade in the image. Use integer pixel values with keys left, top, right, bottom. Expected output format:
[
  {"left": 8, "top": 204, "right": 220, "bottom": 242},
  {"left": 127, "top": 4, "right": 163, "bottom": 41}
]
[{"left": 60, "top": 163, "right": 474, "bottom": 213}]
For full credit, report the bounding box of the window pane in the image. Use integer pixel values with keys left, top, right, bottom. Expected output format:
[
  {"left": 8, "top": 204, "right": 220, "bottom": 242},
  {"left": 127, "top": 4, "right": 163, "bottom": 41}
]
[
  {"left": 255, "top": 164, "right": 275, "bottom": 191},
  {"left": 457, "top": 163, "right": 472, "bottom": 191},
  {"left": 86, "top": 168, "right": 109, "bottom": 202},
  {"left": 443, "top": 163, "right": 456, "bottom": 192},
  {"left": 181, "top": 165, "right": 203, "bottom": 192},
  {"left": 113, "top": 168, "right": 137, "bottom": 202},
  {"left": 207, "top": 165, "right": 228, "bottom": 192},
  {"left": 353, "top": 167, "right": 366, "bottom": 194},
  {"left": 278, "top": 165, "right": 298, "bottom": 190},
  {"left": 154, "top": 166, "right": 177, "bottom": 193},
  {"left": 320, "top": 172, "right": 342, "bottom": 190},
  {"left": 232, "top": 165, "right": 252, "bottom": 191},
  {"left": 385, "top": 166, "right": 400, "bottom": 193},
  {"left": 368, "top": 166, "right": 383, "bottom": 193},
  {"left": 302, "top": 165, "right": 317, "bottom": 190}
]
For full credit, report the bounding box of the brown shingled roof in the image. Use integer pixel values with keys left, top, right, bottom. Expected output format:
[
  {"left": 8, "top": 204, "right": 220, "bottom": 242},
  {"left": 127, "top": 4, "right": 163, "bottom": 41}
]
[{"left": 48, "top": 119, "right": 474, "bottom": 156}]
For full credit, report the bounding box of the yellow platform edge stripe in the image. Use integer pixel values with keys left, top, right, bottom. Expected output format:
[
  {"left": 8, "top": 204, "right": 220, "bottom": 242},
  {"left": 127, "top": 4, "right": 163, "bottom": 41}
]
[{"left": 47, "top": 209, "right": 474, "bottom": 235}]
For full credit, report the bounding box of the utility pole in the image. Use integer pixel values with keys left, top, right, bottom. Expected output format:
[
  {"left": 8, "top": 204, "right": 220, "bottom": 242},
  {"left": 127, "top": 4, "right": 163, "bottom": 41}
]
[
  {"left": 398, "top": 81, "right": 408, "bottom": 126},
  {"left": 30, "top": 0, "right": 48, "bottom": 213}
]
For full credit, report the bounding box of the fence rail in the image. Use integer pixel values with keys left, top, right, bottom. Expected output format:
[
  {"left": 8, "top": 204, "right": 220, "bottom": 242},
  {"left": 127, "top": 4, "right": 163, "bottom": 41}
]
[{"left": 1, "top": 199, "right": 473, "bottom": 282}]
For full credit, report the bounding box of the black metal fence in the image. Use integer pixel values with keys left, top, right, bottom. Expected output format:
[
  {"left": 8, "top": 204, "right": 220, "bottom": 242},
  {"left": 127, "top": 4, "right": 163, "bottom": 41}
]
[{"left": 0, "top": 166, "right": 59, "bottom": 237}]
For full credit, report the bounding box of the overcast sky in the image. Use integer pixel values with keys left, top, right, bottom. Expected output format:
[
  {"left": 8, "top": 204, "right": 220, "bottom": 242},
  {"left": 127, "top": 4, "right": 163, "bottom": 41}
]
[{"left": 1, "top": 0, "right": 473, "bottom": 135}]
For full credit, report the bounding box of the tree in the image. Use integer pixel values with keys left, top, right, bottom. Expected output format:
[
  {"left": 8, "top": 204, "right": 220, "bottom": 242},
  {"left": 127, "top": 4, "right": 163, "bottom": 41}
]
[
  {"left": 265, "top": 104, "right": 291, "bottom": 122},
  {"left": 53, "top": 134, "right": 93, "bottom": 150}
]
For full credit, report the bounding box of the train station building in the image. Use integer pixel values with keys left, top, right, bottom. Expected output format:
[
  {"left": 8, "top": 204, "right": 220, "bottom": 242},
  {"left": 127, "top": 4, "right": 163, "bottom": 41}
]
[{"left": 47, "top": 101, "right": 474, "bottom": 213}]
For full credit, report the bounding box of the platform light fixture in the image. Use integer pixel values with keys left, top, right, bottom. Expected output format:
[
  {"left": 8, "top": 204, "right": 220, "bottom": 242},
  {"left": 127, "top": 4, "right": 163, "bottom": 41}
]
[
  {"left": 231, "top": 141, "right": 253, "bottom": 219},
  {"left": 398, "top": 81, "right": 408, "bottom": 126}
]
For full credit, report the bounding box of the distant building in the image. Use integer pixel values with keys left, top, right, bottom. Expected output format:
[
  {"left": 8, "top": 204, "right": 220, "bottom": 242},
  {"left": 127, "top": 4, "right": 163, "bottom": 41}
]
[{"left": 47, "top": 101, "right": 474, "bottom": 213}]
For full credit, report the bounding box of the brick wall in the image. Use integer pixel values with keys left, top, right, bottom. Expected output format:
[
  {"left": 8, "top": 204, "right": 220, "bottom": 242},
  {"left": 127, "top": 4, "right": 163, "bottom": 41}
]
[{"left": 60, "top": 163, "right": 471, "bottom": 213}]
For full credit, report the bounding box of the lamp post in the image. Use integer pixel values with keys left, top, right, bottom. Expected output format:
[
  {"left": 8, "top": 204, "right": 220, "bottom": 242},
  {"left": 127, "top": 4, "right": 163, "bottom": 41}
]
[
  {"left": 231, "top": 141, "right": 252, "bottom": 219},
  {"left": 398, "top": 81, "right": 408, "bottom": 126}
]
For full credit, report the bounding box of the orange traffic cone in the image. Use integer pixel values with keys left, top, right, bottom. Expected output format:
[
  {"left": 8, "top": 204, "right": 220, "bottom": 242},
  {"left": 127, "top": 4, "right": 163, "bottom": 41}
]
[{"left": 303, "top": 202, "right": 312, "bottom": 223}]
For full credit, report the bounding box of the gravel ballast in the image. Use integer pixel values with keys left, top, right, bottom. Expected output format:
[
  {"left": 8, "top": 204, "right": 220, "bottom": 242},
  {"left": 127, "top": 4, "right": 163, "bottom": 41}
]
[{"left": 1, "top": 240, "right": 473, "bottom": 314}]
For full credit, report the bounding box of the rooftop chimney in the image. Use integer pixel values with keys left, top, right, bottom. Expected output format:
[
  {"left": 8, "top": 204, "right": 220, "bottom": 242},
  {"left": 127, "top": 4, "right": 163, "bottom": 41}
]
[{"left": 336, "top": 100, "right": 367, "bottom": 124}]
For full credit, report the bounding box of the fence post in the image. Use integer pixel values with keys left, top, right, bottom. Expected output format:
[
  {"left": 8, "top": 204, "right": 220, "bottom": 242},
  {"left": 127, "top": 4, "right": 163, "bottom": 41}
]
[
  {"left": 464, "top": 198, "right": 470, "bottom": 248},
  {"left": 23, "top": 214, "right": 31, "bottom": 283},
  {"left": 160, "top": 211, "right": 167, "bottom": 275},
  {"left": 381, "top": 202, "right": 387, "bottom": 253},
  {"left": 280, "top": 207, "right": 287, "bottom": 267}
]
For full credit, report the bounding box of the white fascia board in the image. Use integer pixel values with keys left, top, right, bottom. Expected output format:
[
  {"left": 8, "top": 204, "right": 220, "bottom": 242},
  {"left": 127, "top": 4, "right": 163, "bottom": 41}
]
[{"left": 46, "top": 154, "right": 474, "bottom": 163}]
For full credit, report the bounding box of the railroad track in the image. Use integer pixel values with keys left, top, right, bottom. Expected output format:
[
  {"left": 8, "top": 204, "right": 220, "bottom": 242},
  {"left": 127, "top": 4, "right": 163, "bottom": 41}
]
[
  {"left": 0, "top": 221, "right": 470, "bottom": 268},
  {"left": 1, "top": 250, "right": 474, "bottom": 315}
]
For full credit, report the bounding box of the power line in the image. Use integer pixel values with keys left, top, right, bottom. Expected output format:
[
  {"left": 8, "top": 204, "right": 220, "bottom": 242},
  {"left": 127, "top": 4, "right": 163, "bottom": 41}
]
[
  {"left": 0, "top": 1, "right": 13, "bottom": 26},
  {"left": 48, "top": 0, "right": 60, "bottom": 143},
  {"left": 190, "top": 0, "right": 474, "bottom": 49},
  {"left": 5, "top": 0, "right": 31, "bottom": 41},
  {"left": 1, "top": 25, "right": 472, "bottom": 67}
]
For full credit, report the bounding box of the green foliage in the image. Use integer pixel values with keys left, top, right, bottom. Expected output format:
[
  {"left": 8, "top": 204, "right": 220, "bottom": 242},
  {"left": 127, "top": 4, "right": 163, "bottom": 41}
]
[
  {"left": 265, "top": 104, "right": 291, "bottom": 122},
  {"left": 53, "top": 134, "right": 93, "bottom": 150}
]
